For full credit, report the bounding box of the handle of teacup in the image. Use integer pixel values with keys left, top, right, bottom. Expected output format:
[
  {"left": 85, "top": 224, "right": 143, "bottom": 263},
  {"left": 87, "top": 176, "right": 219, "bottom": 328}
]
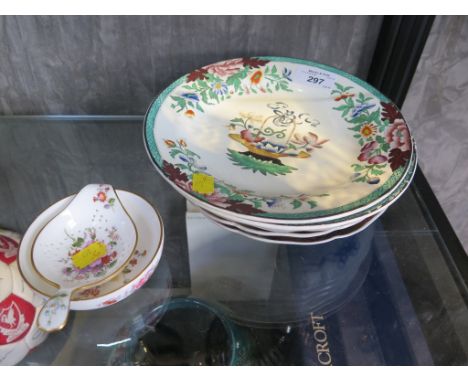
[{"left": 37, "top": 289, "right": 71, "bottom": 332}]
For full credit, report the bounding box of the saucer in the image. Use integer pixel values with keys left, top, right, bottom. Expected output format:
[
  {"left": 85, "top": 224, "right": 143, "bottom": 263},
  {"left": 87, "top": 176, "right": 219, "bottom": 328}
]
[{"left": 18, "top": 190, "right": 164, "bottom": 310}]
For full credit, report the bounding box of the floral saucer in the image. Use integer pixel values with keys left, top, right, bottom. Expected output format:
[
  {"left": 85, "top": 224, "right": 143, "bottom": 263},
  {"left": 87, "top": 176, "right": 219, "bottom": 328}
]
[
  {"left": 145, "top": 56, "right": 415, "bottom": 223},
  {"left": 17, "top": 191, "right": 164, "bottom": 310}
]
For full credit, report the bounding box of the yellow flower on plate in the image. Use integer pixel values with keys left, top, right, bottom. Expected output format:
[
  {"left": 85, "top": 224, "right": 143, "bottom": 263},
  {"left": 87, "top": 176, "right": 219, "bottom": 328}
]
[{"left": 360, "top": 123, "right": 376, "bottom": 138}]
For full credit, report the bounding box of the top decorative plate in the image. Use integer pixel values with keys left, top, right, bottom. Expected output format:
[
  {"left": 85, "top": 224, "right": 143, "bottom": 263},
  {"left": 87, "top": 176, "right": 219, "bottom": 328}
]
[{"left": 144, "top": 56, "right": 414, "bottom": 220}]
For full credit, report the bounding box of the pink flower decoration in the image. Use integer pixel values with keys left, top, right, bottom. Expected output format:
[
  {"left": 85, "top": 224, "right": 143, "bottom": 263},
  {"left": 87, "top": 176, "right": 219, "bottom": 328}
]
[
  {"left": 386, "top": 119, "right": 411, "bottom": 152},
  {"left": 175, "top": 179, "right": 193, "bottom": 193},
  {"left": 358, "top": 141, "right": 379, "bottom": 162},
  {"left": 362, "top": 141, "right": 379, "bottom": 152},
  {"left": 133, "top": 274, "right": 150, "bottom": 291},
  {"left": 241, "top": 129, "right": 264, "bottom": 143},
  {"left": 203, "top": 58, "right": 244, "bottom": 77},
  {"left": 102, "top": 299, "right": 118, "bottom": 306},
  {"left": 358, "top": 152, "right": 370, "bottom": 162},
  {"left": 297, "top": 194, "right": 309, "bottom": 202},
  {"left": 368, "top": 155, "right": 388, "bottom": 164},
  {"left": 290, "top": 132, "right": 329, "bottom": 150},
  {"left": 97, "top": 192, "right": 107, "bottom": 202},
  {"left": 206, "top": 190, "right": 230, "bottom": 207}
]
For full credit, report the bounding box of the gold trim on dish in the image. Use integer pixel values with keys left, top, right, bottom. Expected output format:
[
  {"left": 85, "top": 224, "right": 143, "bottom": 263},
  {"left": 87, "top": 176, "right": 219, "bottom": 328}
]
[
  {"left": 18, "top": 189, "right": 164, "bottom": 303},
  {"left": 18, "top": 194, "right": 71, "bottom": 297},
  {"left": 37, "top": 320, "right": 67, "bottom": 333}
]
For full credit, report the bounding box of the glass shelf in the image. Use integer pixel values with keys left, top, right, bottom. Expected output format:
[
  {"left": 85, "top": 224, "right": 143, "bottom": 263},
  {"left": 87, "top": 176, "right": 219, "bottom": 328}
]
[{"left": 0, "top": 117, "right": 466, "bottom": 365}]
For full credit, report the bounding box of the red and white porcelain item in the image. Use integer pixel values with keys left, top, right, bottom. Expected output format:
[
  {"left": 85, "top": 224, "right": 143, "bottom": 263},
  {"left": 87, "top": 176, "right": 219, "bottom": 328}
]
[{"left": 0, "top": 230, "right": 48, "bottom": 366}]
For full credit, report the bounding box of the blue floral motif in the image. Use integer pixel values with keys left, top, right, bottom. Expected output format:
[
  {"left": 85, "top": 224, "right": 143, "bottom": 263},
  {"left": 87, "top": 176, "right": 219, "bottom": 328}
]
[
  {"left": 181, "top": 93, "right": 200, "bottom": 102},
  {"left": 266, "top": 198, "right": 279, "bottom": 207},
  {"left": 179, "top": 154, "right": 207, "bottom": 171},
  {"left": 351, "top": 103, "right": 375, "bottom": 118}
]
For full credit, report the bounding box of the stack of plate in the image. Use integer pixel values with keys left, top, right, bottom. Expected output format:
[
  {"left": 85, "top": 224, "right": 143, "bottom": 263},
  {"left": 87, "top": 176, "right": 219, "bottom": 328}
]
[{"left": 144, "top": 56, "right": 417, "bottom": 245}]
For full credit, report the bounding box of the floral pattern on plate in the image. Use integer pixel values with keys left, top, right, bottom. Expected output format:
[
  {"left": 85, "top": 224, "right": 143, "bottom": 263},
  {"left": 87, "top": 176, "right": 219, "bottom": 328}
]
[
  {"left": 39, "top": 293, "right": 68, "bottom": 328},
  {"left": 90, "top": 266, "right": 157, "bottom": 308},
  {"left": 163, "top": 139, "right": 328, "bottom": 214},
  {"left": 145, "top": 56, "right": 415, "bottom": 219},
  {"left": 76, "top": 249, "right": 148, "bottom": 299},
  {"left": 122, "top": 249, "right": 147, "bottom": 275},
  {"left": 331, "top": 83, "right": 412, "bottom": 184},
  {"left": 226, "top": 102, "right": 329, "bottom": 176},
  {"left": 60, "top": 226, "right": 120, "bottom": 282},
  {"left": 92, "top": 184, "right": 116, "bottom": 209},
  {"left": 170, "top": 58, "right": 293, "bottom": 117}
]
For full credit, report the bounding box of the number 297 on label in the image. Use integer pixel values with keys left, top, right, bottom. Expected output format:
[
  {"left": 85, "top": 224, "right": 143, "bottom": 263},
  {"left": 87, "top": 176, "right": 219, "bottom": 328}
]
[{"left": 307, "top": 76, "right": 325, "bottom": 85}]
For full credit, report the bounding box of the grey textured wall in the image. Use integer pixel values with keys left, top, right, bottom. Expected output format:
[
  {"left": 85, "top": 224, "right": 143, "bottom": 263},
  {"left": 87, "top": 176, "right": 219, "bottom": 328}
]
[
  {"left": 403, "top": 16, "right": 468, "bottom": 251},
  {"left": 0, "top": 15, "right": 382, "bottom": 115}
]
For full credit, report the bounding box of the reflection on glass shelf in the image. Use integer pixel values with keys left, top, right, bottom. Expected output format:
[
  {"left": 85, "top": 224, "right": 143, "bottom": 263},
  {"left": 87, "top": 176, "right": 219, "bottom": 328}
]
[
  {"left": 186, "top": 209, "right": 374, "bottom": 326},
  {"left": 20, "top": 257, "right": 172, "bottom": 366},
  {"left": 184, "top": 210, "right": 434, "bottom": 365}
]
